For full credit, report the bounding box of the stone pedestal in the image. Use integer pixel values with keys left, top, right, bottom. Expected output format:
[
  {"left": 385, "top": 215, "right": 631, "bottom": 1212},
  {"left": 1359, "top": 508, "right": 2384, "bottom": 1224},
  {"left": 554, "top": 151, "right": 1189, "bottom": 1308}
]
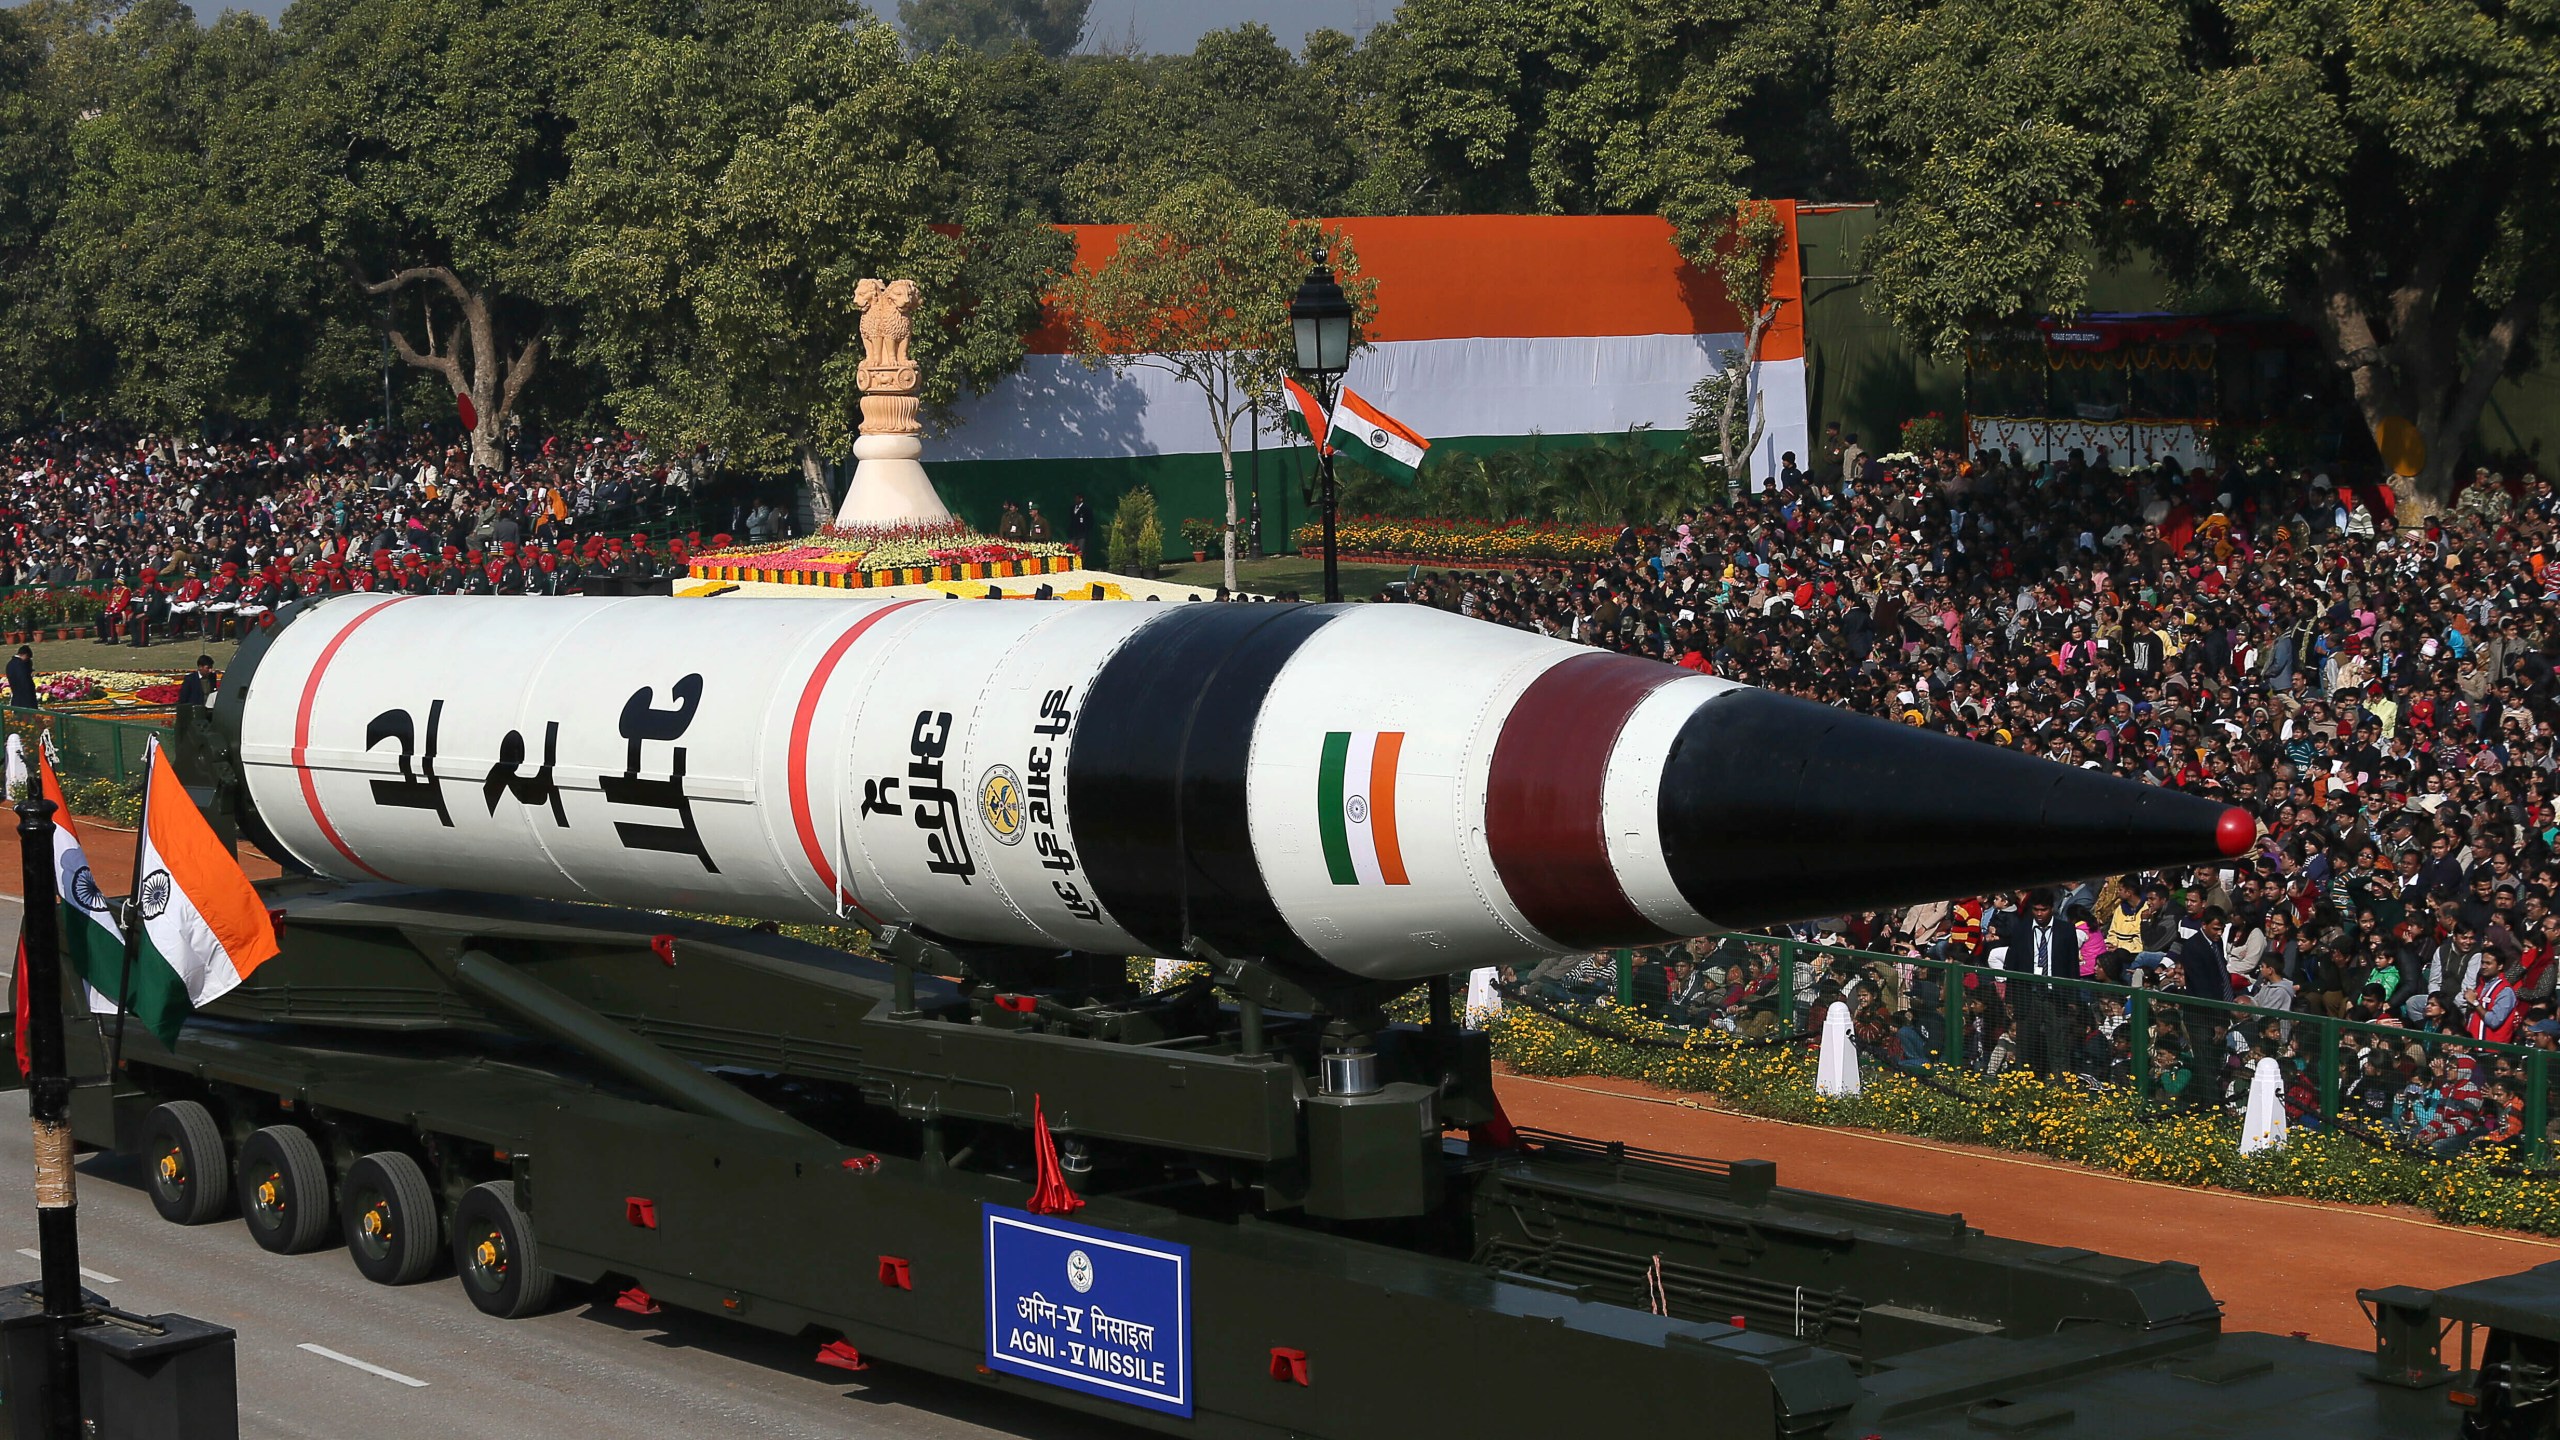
[
  {"left": 840, "top": 433, "right": 953, "bottom": 528},
  {"left": 838, "top": 276, "right": 955, "bottom": 530}
]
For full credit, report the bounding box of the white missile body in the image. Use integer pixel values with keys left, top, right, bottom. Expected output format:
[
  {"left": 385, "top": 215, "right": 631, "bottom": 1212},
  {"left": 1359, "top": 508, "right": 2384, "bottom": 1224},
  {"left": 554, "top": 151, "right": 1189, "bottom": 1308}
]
[{"left": 226, "top": 595, "right": 2246, "bottom": 983}]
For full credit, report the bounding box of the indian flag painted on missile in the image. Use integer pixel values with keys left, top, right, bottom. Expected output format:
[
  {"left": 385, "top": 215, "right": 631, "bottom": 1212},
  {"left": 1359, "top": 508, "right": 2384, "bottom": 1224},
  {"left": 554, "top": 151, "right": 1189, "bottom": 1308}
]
[
  {"left": 1318, "top": 731, "right": 1409, "bottom": 886},
  {"left": 1329, "top": 389, "right": 1429, "bottom": 483},
  {"left": 38, "top": 748, "right": 124, "bottom": 1009},
  {"left": 105, "top": 740, "right": 279, "bottom": 1046}
]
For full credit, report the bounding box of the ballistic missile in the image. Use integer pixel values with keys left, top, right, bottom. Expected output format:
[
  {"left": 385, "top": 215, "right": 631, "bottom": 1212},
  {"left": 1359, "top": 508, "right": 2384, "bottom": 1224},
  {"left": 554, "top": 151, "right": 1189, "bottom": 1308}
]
[{"left": 215, "top": 595, "right": 2251, "bottom": 983}]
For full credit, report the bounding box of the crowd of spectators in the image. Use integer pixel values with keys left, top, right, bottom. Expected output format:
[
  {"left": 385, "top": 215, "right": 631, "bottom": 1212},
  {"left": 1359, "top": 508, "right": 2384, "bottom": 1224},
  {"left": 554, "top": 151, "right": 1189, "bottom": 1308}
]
[
  {"left": 0, "top": 421, "right": 729, "bottom": 644},
  {"left": 1431, "top": 435, "right": 2560, "bottom": 1156}
]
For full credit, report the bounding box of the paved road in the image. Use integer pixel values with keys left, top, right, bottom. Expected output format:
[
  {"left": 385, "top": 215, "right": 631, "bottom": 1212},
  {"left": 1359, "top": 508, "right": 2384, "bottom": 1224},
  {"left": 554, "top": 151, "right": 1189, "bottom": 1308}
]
[{"left": 0, "top": 896, "right": 1135, "bottom": 1440}]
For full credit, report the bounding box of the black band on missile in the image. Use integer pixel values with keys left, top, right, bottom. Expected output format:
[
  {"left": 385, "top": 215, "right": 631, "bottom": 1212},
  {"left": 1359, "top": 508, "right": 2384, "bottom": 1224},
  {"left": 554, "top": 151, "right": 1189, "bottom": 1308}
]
[
  {"left": 1657, "top": 688, "right": 2245, "bottom": 928},
  {"left": 1068, "top": 603, "right": 1343, "bottom": 965}
]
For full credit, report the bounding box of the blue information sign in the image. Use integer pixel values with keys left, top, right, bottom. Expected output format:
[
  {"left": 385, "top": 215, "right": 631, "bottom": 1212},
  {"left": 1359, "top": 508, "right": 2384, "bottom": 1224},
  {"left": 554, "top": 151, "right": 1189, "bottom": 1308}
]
[{"left": 983, "top": 1204, "right": 1193, "bottom": 1417}]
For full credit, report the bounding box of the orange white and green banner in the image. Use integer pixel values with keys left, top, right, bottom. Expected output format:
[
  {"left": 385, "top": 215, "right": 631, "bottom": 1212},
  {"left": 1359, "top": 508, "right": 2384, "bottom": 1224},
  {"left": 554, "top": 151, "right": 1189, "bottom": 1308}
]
[{"left": 947, "top": 210, "right": 1808, "bottom": 488}]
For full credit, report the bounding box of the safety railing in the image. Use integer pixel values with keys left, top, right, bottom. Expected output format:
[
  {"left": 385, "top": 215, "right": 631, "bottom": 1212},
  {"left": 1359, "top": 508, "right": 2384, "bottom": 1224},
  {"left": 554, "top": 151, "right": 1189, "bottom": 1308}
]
[
  {"left": 0, "top": 707, "right": 171, "bottom": 818},
  {"left": 1557, "top": 934, "right": 2556, "bottom": 1165}
]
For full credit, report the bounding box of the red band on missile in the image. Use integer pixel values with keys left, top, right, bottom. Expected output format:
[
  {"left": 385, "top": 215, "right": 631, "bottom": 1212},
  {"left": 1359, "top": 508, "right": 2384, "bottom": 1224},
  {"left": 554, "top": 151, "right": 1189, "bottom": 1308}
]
[
  {"left": 788, "top": 600, "right": 927, "bottom": 910},
  {"left": 291, "top": 595, "right": 412, "bottom": 880},
  {"left": 1484, "top": 652, "right": 1683, "bottom": 949}
]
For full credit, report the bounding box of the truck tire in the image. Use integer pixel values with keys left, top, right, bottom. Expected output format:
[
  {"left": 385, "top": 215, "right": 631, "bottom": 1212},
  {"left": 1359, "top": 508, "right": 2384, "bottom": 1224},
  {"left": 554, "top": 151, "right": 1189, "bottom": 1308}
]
[
  {"left": 142, "top": 1101, "right": 230, "bottom": 1226},
  {"left": 452, "top": 1181, "right": 556, "bottom": 1319},
  {"left": 341, "top": 1151, "right": 440, "bottom": 1286},
  {"left": 236, "top": 1125, "right": 333, "bottom": 1254}
]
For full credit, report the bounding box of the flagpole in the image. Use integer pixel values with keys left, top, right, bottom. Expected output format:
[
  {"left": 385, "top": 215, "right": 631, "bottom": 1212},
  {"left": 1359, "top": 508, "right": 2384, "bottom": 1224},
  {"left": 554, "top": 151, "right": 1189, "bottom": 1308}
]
[
  {"left": 16, "top": 789, "right": 85, "bottom": 1440},
  {"left": 109, "top": 739, "right": 155, "bottom": 1074}
]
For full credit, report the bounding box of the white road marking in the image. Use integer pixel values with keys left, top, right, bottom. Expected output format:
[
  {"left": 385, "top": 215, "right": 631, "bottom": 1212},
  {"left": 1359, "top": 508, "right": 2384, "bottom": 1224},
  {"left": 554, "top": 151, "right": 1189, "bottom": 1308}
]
[
  {"left": 297, "top": 1343, "right": 429, "bottom": 1388},
  {"left": 14, "top": 1249, "right": 118, "bottom": 1284}
]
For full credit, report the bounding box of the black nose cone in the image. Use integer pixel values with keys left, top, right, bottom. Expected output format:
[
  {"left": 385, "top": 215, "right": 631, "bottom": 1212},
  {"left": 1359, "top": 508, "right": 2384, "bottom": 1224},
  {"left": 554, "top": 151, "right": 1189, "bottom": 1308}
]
[{"left": 1659, "top": 689, "right": 2252, "bottom": 927}]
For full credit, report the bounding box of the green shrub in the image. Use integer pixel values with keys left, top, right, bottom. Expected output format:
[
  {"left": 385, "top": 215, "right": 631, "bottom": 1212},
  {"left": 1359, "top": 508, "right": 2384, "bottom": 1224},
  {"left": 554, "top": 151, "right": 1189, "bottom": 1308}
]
[
  {"left": 1490, "top": 1006, "right": 2560, "bottom": 1235},
  {"left": 1106, "top": 487, "right": 1161, "bottom": 577}
]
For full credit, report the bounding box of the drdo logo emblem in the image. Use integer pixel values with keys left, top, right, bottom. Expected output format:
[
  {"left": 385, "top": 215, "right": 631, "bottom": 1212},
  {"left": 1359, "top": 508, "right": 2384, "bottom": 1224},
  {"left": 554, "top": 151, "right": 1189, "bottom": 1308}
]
[{"left": 978, "top": 765, "right": 1025, "bottom": 846}]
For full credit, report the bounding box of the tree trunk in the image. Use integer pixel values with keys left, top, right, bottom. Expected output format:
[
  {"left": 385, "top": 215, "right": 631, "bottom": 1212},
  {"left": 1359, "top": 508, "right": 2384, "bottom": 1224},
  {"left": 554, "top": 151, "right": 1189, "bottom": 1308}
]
[
  {"left": 358, "top": 265, "right": 541, "bottom": 476},
  {"left": 798, "top": 442, "right": 835, "bottom": 531},
  {"left": 1716, "top": 351, "right": 1744, "bottom": 484},
  {"left": 2309, "top": 257, "right": 2547, "bottom": 531},
  {"left": 1219, "top": 449, "right": 1239, "bottom": 594},
  {"left": 1716, "top": 303, "right": 1782, "bottom": 489}
]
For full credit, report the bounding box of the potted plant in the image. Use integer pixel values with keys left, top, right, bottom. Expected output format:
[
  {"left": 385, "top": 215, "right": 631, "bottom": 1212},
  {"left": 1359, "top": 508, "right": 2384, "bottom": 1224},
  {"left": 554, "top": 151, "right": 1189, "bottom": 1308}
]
[{"left": 1180, "top": 517, "right": 1219, "bottom": 563}]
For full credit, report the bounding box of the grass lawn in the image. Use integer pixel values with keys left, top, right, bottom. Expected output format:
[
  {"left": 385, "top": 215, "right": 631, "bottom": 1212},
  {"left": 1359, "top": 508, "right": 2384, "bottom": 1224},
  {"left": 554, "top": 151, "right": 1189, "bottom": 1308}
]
[
  {"left": 24, "top": 633, "right": 240, "bottom": 677},
  {"left": 1158, "top": 554, "right": 1420, "bottom": 599}
]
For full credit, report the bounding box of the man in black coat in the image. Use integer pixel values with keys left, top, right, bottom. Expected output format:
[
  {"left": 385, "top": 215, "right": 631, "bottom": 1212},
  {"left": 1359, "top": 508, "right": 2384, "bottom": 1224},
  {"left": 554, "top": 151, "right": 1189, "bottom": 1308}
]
[
  {"left": 176, "top": 655, "right": 219, "bottom": 708},
  {"left": 4, "top": 646, "right": 34, "bottom": 710},
  {"left": 1994, "top": 888, "right": 2077, "bottom": 1076},
  {"left": 2165, "top": 908, "right": 2234, "bottom": 1107}
]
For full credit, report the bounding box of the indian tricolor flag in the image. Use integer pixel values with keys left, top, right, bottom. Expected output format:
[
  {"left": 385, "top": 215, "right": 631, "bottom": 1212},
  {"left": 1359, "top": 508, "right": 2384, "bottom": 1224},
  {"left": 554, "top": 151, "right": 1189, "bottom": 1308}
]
[
  {"left": 1318, "top": 731, "right": 1409, "bottom": 886},
  {"left": 37, "top": 749, "right": 124, "bottom": 1012},
  {"left": 1281, "top": 376, "right": 1331, "bottom": 453},
  {"left": 99, "top": 740, "right": 278, "bottom": 1046},
  {"left": 1329, "top": 389, "right": 1429, "bottom": 483}
]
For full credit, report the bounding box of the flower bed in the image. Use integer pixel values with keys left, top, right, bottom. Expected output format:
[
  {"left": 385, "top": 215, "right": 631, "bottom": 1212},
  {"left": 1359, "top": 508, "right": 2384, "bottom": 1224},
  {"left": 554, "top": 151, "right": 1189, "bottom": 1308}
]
[
  {"left": 689, "top": 520, "right": 1079, "bottom": 589},
  {"left": 1491, "top": 1006, "right": 2560, "bottom": 1235},
  {"left": 1290, "top": 516, "right": 1625, "bottom": 564},
  {"left": 37, "top": 669, "right": 188, "bottom": 711}
]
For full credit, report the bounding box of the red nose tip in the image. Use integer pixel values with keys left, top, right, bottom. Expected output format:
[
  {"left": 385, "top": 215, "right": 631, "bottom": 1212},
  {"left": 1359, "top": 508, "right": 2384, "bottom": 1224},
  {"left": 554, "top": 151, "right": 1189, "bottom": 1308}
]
[{"left": 2216, "top": 807, "right": 2257, "bottom": 858}]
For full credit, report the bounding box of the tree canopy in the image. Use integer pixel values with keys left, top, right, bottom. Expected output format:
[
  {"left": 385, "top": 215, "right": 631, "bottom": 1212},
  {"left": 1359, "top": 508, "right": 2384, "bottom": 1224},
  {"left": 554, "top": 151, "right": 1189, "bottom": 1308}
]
[
  {"left": 1836, "top": 0, "right": 2559, "bottom": 508},
  {"left": 557, "top": 11, "right": 1067, "bottom": 515},
  {"left": 0, "top": 0, "right": 2542, "bottom": 496},
  {"left": 899, "top": 0, "right": 1090, "bottom": 58}
]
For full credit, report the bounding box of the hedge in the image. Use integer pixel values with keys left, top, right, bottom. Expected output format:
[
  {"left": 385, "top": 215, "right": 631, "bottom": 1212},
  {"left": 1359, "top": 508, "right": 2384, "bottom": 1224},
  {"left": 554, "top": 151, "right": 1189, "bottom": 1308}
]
[{"left": 1491, "top": 1005, "right": 2560, "bottom": 1236}]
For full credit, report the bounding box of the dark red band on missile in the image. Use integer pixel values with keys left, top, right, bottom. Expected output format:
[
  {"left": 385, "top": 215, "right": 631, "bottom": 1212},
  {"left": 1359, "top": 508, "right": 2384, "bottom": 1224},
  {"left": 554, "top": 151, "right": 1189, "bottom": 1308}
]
[
  {"left": 1484, "top": 652, "right": 1682, "bottom": 950},
  {"left": 290, "top": 594, "right": 412, "bottom": 881},
  {"left": 1069, "top": 603, "right": 1342, "bottom": 965},
  {"left": 788, "top": 599, "right": 926, "bottom": 912}
]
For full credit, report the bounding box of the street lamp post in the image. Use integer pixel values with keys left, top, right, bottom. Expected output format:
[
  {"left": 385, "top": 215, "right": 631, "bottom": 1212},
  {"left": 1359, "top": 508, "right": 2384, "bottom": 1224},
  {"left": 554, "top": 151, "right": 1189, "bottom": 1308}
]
[{"left": 1289, "top": 252, "right": 1353, "bottom": 603}]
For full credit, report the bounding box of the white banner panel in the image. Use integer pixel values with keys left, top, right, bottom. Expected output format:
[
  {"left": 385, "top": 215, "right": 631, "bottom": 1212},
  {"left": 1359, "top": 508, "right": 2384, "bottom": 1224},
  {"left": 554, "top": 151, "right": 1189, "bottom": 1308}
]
[{"left": 938, "top": 335, "right": 1808, "bottom": 482}]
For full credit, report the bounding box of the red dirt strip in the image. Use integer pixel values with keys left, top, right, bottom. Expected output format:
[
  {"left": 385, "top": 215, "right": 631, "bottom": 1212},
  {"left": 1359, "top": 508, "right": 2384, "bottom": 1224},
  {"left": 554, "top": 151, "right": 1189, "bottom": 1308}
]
[{"left": 1496, "top": 1070, "right": 2560, "bottom": 1348}]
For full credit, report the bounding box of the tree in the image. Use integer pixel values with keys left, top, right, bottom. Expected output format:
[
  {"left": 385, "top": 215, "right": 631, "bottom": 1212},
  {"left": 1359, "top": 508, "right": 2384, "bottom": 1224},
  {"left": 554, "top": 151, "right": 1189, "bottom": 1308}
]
[
  {"left": 1057, "top": 25, "right": 1366, "bottom": 223},
  {"left": 1835, "top": 0, "right": 2560, "bottom": 517},
  {"left": 16, "top": 2, "right": 328, "bottom": 429},
  {"left": 268, "top": 0, "right": 626, "bottom": 469},
  {"left": 1374, "top": 0, "right": 1853, "bottom": 261},
  {"left": 1054, "top": 177, "right": 1376, "bottom": 591},
  {"left": 0, "top": 6, "right": 73, "bottom": 430},
  {"left": 899, "top": 0, "right": 1089, "bottom": 58},
  {"left": 1705, "top": 199, "right": 1786, "bottom": 484},
  {"left": 557, "top": 13, "right": 1065, "bottom": 523}
]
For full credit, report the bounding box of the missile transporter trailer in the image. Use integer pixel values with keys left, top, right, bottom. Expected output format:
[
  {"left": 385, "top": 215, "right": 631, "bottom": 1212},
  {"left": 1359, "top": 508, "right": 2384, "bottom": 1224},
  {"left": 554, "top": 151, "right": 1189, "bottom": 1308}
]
[
  {"left": 22, "top": 592, "right": 2558, "bottom": 1438},
  {"left": 44, "top": 868, "right": 2554, "bottom": 1439}
]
